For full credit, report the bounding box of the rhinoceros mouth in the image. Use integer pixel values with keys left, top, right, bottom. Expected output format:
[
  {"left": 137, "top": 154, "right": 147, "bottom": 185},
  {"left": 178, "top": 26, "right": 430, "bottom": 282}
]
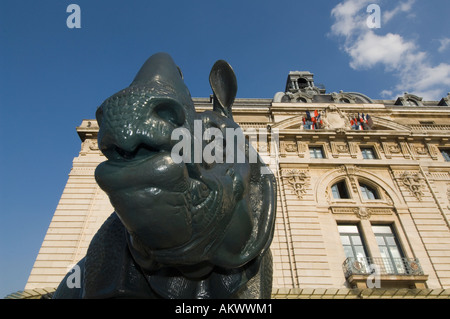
[
  {"left": 102, "top": 143, "right": 160, "bottom": 163},
  {"left": 95, "top": 140, "right": 224, "bottom": 253}
]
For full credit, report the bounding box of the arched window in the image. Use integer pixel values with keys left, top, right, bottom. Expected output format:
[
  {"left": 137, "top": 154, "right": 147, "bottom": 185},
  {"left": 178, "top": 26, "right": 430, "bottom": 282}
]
[
  {"left": 331, "top": 180, "right": 350, "bottom": 199},
  {"left": 360, "top": 183, "right": 380, "bottom": 200}
]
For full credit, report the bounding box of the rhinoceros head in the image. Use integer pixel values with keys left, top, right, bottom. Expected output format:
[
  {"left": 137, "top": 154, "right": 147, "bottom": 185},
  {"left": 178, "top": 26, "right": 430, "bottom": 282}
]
[{"left": 94, "top": 53, "right": 276, "bottom": 279}]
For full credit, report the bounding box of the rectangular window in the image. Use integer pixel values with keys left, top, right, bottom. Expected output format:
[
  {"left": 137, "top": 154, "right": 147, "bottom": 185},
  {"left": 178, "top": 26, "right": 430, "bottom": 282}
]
[
  {"left": 338, "top": 225, "right": 368, "bottom": 261},
  {"left": 338, "top": 224, "right": 371, "bottom": 275},
  {"left": 372, "top": 225, "right": 406, "bottom": 274},
  {"left": 361, "top": 147, "right": 376, "bottom": 159},
  {"left": 441, "top": 149, "right": 450, "bottom": 162},
  {"left": 309, "top": 146, "right": 324, "bottom": 159}
]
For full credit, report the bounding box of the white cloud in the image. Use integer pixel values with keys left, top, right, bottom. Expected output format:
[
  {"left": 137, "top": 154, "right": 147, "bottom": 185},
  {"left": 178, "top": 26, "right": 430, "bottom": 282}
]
[
  {"left": 383, "top": 0, "right": 415, "bottom": 23},
  {"left": 380, "top": 89, "right": 394, "bottom": 98},
  {"left": 346, "top": 32, "right": 416, "bottom": 70},
  {"left": 398, "top": 63, "right": 450, "bottom": 100},
  {"left": 330, "top": 0, "right": 371, "bottom": 38},
  {"left": 438, "top": 37, "right": 450, "bottom": 53},
  {"left": 330, "top": 0, "right": 450, "bottom": 100}
]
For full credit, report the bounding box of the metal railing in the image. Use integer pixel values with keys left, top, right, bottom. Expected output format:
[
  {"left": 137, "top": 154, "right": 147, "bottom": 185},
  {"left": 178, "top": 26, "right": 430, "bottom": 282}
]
[{"left": 343, "top": 257, "right": 424, "bottom": 278}]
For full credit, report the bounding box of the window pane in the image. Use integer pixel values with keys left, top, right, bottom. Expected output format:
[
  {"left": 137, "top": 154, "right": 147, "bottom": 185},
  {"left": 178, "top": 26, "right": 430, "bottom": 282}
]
[
  {"left": 386, "top": 236, "right": 396, "bottom": 246},
  {"left": 360, "top": 184, "right": 379, "bottom": 200},
  {"left": 441, "top": 149, "right": 450, "bottom": 162},
  {"left": 343, "top": 246, "right": 354, "bottom": 259},
  {"left": 339, "top": 183, "right": 349, "bottom": 198},
  {"left": 375, "top": 236, "right": 385, "bottom": 246},
  {"left": 361, "top": 148, "right": 376, "bottom": 159},
  {"left": 379, "top": 246, "right": 390, "bottom": 259},
  {"left": 331, "top": 184, "right": 340, "bottom": 199},
  {"left": 354, "top": 246, "right": 366, "bottom": 259},
  {"left": 350, "top": 235, "right": 362, "bottom": 245},
  {"left": 332, "top": 181, "right": 350, "bottom": 199},
  {"left": 340, "top": 235, "right": 350, "bottom": 245},
  {"left": 389, "top": 246, "right": 402, "bottom": 259},
  {"left": 338, "top": 225, "right": 368, "bottom": 260},
  {"left": 372, "top": 225, "right": 393, "bottom": 234},
  {"left": 310, "top": 147, "right": 324, "bottom": 159},
  {"left": 338, "top": 225, "right": 359, "bottom": 233},
  {"left": 360, "top": 185, "right": 367, "bottom": 199},
  {"left": 372, "top": 224, "right": 406, "bottom": 274}
]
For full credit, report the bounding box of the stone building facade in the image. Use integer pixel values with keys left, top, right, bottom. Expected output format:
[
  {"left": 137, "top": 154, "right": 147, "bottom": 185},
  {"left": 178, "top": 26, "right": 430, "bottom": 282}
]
[{"left": 24, "top": 72, "right": 450, "bottom": 298}]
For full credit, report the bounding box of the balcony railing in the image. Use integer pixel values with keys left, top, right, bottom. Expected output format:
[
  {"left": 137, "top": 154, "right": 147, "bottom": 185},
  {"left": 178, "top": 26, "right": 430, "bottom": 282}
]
[
  {"left": 343, "top": 257, "right": 424, "bottom": 278},
  {"left": 409, "top": 124, "right": 450, "bottom": 131}
]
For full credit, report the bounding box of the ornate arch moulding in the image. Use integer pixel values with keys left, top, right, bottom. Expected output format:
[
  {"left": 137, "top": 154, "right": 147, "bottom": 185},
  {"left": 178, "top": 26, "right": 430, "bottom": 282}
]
[{"left": 314, "top": 165, "right": 406, "bottom": 211}]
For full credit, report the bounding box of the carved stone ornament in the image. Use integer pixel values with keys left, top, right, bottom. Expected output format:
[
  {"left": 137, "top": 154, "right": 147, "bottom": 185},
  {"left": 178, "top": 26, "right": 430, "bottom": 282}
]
[
  {"left": 413, "top": 144, "right": 429, "bottom": 156},
  {"left": 400, "top": 171, "right": 424, "bottom": 200},
  {"left": 331, "top": 91, "right": 357, "bottom": 104},
  {"left": 388, "top": 144, "right": 401, "bottom": 153},
  {"left": 52, "top": 53, "right": 276, "bottom": 299},
  {"left": 446, "top": 183, "right": 450, "bottom": 206},
  {"left": 285, "top": 142, "right": 298, "bottom": 152},
  {"left": 320, "top": 105, "right": 351, "bottom": 130},
  {"left": 356, "top": 207, "right": 371, "bottom": 219},
  {"left": 82, "top": 139, "right": 99, "bottom": 151},
  {"left": 282, "top": 169, "right": 310, "bottom": 199},
  {"left": 280, "top": 141, "right": 298, "bottom": 157},
  {"left": 331, "top": 207, "right": 393, "bottom": 218},
  {"left": 331, "top": 142, "right": 350, "bottom": 158},
  {"left": 285, "top": 90, "right": 316, "bottom": 103}
]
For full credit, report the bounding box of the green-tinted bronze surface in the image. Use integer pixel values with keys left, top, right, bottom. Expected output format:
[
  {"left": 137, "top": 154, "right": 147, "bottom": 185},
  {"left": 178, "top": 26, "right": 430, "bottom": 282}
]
[{"left": 53, "top": 53, "right": 276, "bottom": 299}]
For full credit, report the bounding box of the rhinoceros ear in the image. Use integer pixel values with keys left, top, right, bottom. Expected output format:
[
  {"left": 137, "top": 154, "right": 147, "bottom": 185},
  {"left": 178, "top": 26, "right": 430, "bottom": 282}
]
[{"left": 209, "top": 60, "right": 237, "bottom": 120}]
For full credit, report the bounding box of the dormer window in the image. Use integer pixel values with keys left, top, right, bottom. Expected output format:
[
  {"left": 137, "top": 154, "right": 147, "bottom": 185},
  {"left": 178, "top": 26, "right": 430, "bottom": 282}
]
[
  {"left": 298, "top": 78, "right": 308, "bottom": 89},
  {"left": 395, "top": 93, "right": 423, "bottom": 106},
  {"left": 406, "top": 99, "right": 419, "bottom": 106}
]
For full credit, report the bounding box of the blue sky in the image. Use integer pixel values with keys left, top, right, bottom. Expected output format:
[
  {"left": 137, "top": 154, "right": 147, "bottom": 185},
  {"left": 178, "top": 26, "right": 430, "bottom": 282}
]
[{"left": 0, "top": 0, "right": 449, "bottom": 297}]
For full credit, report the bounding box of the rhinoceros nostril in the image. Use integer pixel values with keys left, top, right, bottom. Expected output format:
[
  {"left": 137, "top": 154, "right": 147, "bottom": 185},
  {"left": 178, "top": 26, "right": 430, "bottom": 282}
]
[{"left": 154, "top": 100, "right": 186, "bottom": 127}]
